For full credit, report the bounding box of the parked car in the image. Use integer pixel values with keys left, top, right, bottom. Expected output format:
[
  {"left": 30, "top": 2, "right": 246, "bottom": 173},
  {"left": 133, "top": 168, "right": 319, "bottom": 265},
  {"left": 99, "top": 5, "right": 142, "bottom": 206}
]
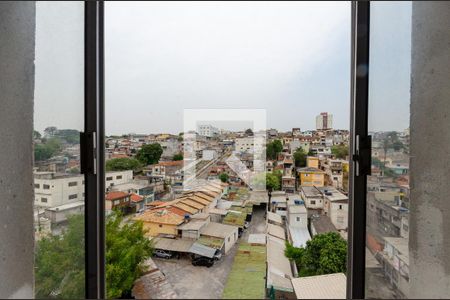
[
  {"left": 153, "top": 249, "right": 173, "bottom": 259},
  {"left": 192, "top": 256, "right": 214, "bottom": 267},
  {"left": 213, "top": 250, "right": 222, "bottom": 261}
]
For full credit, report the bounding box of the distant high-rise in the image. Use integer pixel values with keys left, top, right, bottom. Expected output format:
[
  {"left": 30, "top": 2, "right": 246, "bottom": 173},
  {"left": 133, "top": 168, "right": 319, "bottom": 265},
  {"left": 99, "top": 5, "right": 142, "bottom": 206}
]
[{"left": 316, "top": 112, "right": 333, "bottom": 130}]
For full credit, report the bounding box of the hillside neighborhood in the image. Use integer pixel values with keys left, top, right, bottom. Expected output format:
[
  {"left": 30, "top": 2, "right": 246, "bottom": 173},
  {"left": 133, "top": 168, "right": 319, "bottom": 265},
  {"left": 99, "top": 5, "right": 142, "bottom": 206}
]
[{"left": 32, "top": 112, "right": 410, "bottom": 299}]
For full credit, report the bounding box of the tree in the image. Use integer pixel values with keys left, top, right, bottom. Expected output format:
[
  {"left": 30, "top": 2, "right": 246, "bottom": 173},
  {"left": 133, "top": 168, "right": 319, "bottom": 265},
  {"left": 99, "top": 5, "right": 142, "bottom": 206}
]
[
  {"left": 285, "top": 232, "right": 347, "bottom": 277},
  {"left": 44, "top": 126, "right": 58, "bottom": 137},
  {"left": 266, "top": 171, "right": 281, "bottom": 191},
  {"left": 331, "top": 144, "right": 349, "bottom": 159},
  {"left": 293, "top": 147, "right": 307, "bottom": 167},
  {"left": 35, "top": 211, "right": 153, "bottom": 299},
  {"left": 245, "top": 128, "right": 253, "bottom": 136},
  {"left": 34, "top": 138, "right": 62, "bottom": 161},
  {"left": 173, "top": 153, "right": 183, "bottom": 161},
  {"left": 219, "top": 173, "right": 229, "bottom": 183},
  {"left": 266, "top": 140, "right": 283, "bottom": 160},
  {"left": 56, "top": 129, "right": 80, "bottom": 144},
  {"left": 106, "top": 157, "right": 142, "bottom": 171},
  {"left": 34, "top": 130, "right": 42, "bottom": 139},
  {"left": 35, "top": 214, "right": 85, "bottom": 299},
  {"left": 136, "top": 143, "right": 163, "bottom": 165},
  {"left": 106, "top": 211, "right": 153, "bottom": 298}
]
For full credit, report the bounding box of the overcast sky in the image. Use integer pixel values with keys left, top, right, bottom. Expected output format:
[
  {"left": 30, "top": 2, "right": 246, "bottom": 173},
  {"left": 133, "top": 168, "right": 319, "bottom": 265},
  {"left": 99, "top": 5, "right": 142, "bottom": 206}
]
[{"left": 34, "top": 1, "right": 411, "bottom": 135}]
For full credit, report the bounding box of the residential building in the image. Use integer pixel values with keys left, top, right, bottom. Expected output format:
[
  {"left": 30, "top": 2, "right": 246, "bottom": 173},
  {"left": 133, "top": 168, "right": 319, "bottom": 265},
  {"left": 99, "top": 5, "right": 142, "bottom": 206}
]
[
  {"left": 105, "top": 191, "right": 133, "bottom": 214},
  {"left": 143, "top": 160, "right": 184, "bottom": 182},
  {"left": 197, "top": 124, "right": 219, "bottom": 138},
  {"left": 297, "top": 167, "right": 325, "bottom": 187},
  {"left": 300, "top": 186, "right": 324, "bottom": 210},
  {"left": 306, "top": 156, "right": 319, "bottom": 168},
  {"left": 105, "top": 170, "right": 134, "bottom": 189},
  {"left": 316, "top": 112, "right": 333, "bottom": 130},
  {"left": 292, "top": 127, "right": 301, "bottom": 136},
  {"left": 202, "top": 149, "right": 217, "bottom": 161},
  {"left": 234, "top": 137, "right": 254, "bottom": 153},
  {"left": 379, "top": 237, "right": 410, "bottom": 298},
  {"left": 281, "top": 153, "right": 295, "bottom": 193},
  {"left": 34, "top": 171, "right": 85, "bottom": 208},
  {"left": 286, "top": 199, "right": 311, "bottom": 248},
  {"left": 318, "top": 186, "right": 348, "bottom": 231},
  {"left": 199, "top": 221, "right": 239, "bottom": 254},
  {"left": 135, "top": 209, "right": 186, "bottom": 237},
  {"left": 44, "top": 200, "right": 84, "bottom": 224}
]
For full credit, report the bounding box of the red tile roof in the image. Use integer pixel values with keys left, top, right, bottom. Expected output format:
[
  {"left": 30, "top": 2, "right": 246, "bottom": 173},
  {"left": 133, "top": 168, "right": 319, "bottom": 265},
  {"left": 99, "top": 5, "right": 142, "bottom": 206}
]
[
  {"left": 106, "top": 191, "right": 129, "bottom": 201},
  {"left": 130, "top": 193, "right": 144, "bottom": 203},
  {"left": 151, "top": 160, "right": 184, "bottom": 167}
]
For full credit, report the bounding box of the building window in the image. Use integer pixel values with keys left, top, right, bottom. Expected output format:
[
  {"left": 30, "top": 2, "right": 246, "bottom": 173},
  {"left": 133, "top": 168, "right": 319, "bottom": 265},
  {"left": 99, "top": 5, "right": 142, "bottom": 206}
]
[
  {"left": 116, "top": 175, "right": 122, "bottom": 180},
  {"left": 68, "top": 194, "right": 78, "bottom": 200},
  {"left": 159, "top": 224, "right": 163, "bottom": 228},
  {"left": 41, "top": 198, "right": 48, "bottom": 203},
  {"left": 34, "top": 183, "right": 40, "bottom": 189},
  {"left": 43, "top": 184, "right": 50, "bottom": 189},
  {"left": 106, "top": 176, "right": 113, "bottom": 181},
  {"left": 68, "top": 181, "right": 77, "bottom": 187},
  {"left": 296, "top": 217, "right": 300, "bottom": 222},
  {"left": 339, "top": 205, "right": 343, "bottom": 210},
  {"left": 311, "top": 200, "right": 316, "bottom": 205},
  {"left": 228, "top": 237, "right": 230, "bottom": 242}
]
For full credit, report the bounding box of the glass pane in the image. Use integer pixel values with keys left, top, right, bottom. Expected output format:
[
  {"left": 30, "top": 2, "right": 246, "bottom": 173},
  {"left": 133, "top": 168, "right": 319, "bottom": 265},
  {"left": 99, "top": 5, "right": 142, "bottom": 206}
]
[
  {"left": 33, "top": 2, "right": 85, "bottom": 298},
  {"left": 366, "top": 2, "right": 411, "bottom": 299},
  {"left": 106, "top": 2, "right": 351, "bottom": 299}
]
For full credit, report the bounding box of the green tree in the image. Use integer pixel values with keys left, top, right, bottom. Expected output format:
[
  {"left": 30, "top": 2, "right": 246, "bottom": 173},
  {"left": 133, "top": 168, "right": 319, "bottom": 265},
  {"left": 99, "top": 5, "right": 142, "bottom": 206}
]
[
  {"left": 35, "top": 215, "right": 85, "bottom": 299},
  {"left": 106, "top": 157, "right": 142, "bottom": 171},
  {"left": 293, "top": 147, "right": 307, "bottom": 167},
  {"left": 56, "top": 129, "right": 80, "bottom": 144},
  {"left": 35, "top": 212, "right": 153, "bottom": 299},
  {"left": 34, "top": 130, "right": 42, "bottom": 139},
  {"left": 266, "top": 140, "right": 283, "bottom": 160},
  {"left": 219, "top": 173, "right": 229, "bottom": 183},
  {"left": 331, "top": 144, "right": 349, "bottom": 159},
  {"left": 136, "top": 143, "right": 163, "bottom": 165},
  {"left": 285, "top": 232, "right": 347, "bottom": 277},
  {"left": 106, "top": 211, "right": 153, "bottom": 298},
  {"left": 266, "top": 170, "right": 281, "bottom": 191},
  {"left": 34, "top": 138, "right": 62, "bottom": 161},
  {"left": 245, "top": 128, "right": 253, "bottom": 136},
  {"left": 173, "top": 153, "right": 183, "bottom": 161}
]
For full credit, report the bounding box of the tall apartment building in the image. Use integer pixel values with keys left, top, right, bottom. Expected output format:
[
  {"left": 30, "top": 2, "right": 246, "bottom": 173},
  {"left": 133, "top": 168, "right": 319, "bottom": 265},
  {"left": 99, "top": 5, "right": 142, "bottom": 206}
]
[
  {"left": 197, "top": 124, "right": 219, "bottom": 138},
  {"left": 316, "top": 112, "right": 333, "bottom": 130}
]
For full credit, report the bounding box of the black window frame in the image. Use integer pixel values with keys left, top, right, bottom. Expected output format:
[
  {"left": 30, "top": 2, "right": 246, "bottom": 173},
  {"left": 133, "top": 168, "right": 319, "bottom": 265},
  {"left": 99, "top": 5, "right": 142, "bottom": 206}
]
[
  {"left": 81, "top": 2, "right": 105, "bottom": 299},
  {"left": 79, "top": 2, "right": 373, "bottom": 299}
]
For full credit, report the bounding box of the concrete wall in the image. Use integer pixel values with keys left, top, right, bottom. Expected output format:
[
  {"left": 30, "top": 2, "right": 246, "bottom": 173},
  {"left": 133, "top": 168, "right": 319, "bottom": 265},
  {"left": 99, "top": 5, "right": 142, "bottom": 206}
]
[
  {"left": 409, "top": 2, "right": 450, "bottom": 298},
  {"left": 0, "top": 2, "right": 36, "bottom": 298}
]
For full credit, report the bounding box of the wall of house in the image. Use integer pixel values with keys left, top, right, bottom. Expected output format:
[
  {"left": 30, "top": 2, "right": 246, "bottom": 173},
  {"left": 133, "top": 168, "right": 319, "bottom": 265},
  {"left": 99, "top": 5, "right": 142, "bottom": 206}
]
[
  {"left": 329, "top": 202, "right": 348, "bottom": 231},
  {"left": 143, "top": 222, "right": 178, "bottom": 237},
  {"left": 409, "top": 2, "right": 450, "bottom": 297},
  {"left": 0, "top": 2, "right": 36, "bottom": 298},
  {"left": 223, "top": 228, "right": 239, "bottom": 254}
]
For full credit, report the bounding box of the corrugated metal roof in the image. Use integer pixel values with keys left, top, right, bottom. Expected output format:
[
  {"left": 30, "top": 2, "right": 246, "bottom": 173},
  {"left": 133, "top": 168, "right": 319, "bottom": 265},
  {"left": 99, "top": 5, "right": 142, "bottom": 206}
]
[
  {"left": 189, "top": 242, "right": 217, "bottom": 258},
  {"left": 291, "top": 273, "right": 347, "bottom": 299},
  {"left": 153, "top": 238, "right": 195, "bottom": 252}
]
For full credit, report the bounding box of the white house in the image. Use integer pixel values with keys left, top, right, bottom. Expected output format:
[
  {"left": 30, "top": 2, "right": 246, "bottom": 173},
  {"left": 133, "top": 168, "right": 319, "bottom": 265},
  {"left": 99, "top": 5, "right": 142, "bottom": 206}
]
[{"left": 34, "top": 172, "right": 85, "bottom": 208}]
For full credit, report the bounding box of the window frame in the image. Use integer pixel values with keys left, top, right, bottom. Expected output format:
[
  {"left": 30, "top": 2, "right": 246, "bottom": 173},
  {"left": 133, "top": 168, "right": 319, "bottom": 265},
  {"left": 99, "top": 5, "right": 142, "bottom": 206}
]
[
  {"left": 347, "top": 1, "right": 371, "bottom": 299},
  {"left": 81, "top": 2, "right": 105, "bottom": 299},
  {"left": 79, "top": 2, "right": 372, "bottom": 299}
]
